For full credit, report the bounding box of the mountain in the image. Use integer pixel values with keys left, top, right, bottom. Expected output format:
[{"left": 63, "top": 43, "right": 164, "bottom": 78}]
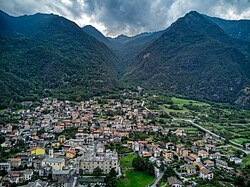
[
  {"left": 82, "top": 25, "right": 113, "bottom": 48},
  {"left": 125, "top": 11, "right": 250, "bottom": 108},
  {"left": 108, "top": 31, "right": 164, "bottom": 67},
  {"left": 1, "top": 10, "right": 250, "bottom": 108},
  {"left": 0, "top": 10, "right": 120, "bottom": 108},
  {"left": 206, "top": 15, "right": 250, "bottom": 42}
]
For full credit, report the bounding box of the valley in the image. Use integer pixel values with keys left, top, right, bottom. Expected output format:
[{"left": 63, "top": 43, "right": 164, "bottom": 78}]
[
  {"left": 0, "top": 89, "right": 249, "bottom": 187},
  {"left": 0, "top": 7, "right": 250, "bottom": 187}
]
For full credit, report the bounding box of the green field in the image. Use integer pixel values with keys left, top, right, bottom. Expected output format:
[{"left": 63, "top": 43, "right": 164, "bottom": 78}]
[
  {"left": 120, "top": 154, "right": 137, "bottom": 168},
  {"left": 119, "top": 154, "right": 154, "bottom": 187},
  {"left": 118, "top": 170, "right": 154, "bottom": 187},
  {"left": 161, "top": 97, "right": 209, "bottom": 114},
  {"left": 172, "top": 97, "right": 209, "bottom": 107},
  {"left": 161, "top": 105, "right": 188, "bottom": 113},
  {"left": 219, "top": 146, "right": 243, "bottom": 155},
  {"left": 231, "top": 138, "right": 250, "bottom": 144}
]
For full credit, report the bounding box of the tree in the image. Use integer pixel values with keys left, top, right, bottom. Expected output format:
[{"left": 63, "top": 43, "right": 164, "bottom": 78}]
[
  {"left": 93, "top": 167, "right": 102, "bottom": 176},
  {"left": 145, "top": 160, "right": 155, "bottom": 176},
  {"left": 109, "top": 168, "right": 117, "bottom": 178},
  {"left": 10, "top": 183, "right": 17, "bottom": 187},
  {"left": 164, "top": 166, "right": 176, "bottom": 178},
  {"left": 132, "top": 156, "right": 144, "bottom": 170},
  {"left": 105, "top": 169, "right": 118, "bottom": 187},
  {"left": 235, "top": 150, "right": 242, "bottom": 157},
  {"left": 106, "top": 178, "right": 118, "bottom": 187}
]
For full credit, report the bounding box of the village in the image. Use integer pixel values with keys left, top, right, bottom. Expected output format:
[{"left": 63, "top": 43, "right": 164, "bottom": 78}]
[{"left": 0, "top": 89, "right": 249, "bottom": 187}]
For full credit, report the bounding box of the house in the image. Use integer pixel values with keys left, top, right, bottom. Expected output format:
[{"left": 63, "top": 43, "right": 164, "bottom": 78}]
[
  {"left": 26, "top": 179, "right": 49, "bottom": 187},
  {"left": 230, "top": 157, "right": 242, "bottom": 164},
  {"left": 39, "top": 165, "right": 52, "bottom": 177},
  {"left": 58, "top": 135, "right": 66, "bottom": 143},
  {"left": 0, "top": 162, "right": 11, "bottom": 171},
  {"left": 163, "top": 150, "right": 173, "bottom": 160},
  {"left": 66, "top": 149, "right": 76, "bottom": 159},
  {"left": 180, "top": 148, "right": 189, "bottom": 157},
  {"left": 166, "top": 142, "right": 175, "bottom": 150},
  {"left": 199, "top": 168, "right": 213, "bottom": 180},
  {"left": 174, "top": 129, "right": 186, "bottom": 136},
  {"left": 198, "top": 150, "right": 209, "bottom": 158},
  {"left": 23, "top": 169, "right": 33, "bottom": 181},
  {"left": 189, "top": 154, "right": 200, "bottom": 162},
  {"left": 176, "top": 144, "right": 188, "bottom": 157},
  {"left": 176, "top": 144, "right": 184, "bottom": 155},
  {"left": 193, "top": 140, "right": 204, "bottom": 147},
  {"left": 205, "top": 144, "right": 215, "bottom": 151},
  {"left": 209, "top": 153, "right": 221, "bottom": 160},
  {"left": 193, "top": 161, "right": 204, "bottom": 169},
  {"left": 52, "top": 169, "right": 74, "bottom": 187},
  {"left": 132, "top": 142, "right": 140, "bottom": 152},
  {"left": 216, "top": 159, "right": 228, "bottom": 168},
  {"left": 42, "top": 158, "right": 65, "bottom": 170},
  {"left": 78, "top": 146, "right": 118, "bottom": 174},
  {"left": 9, "top": 171, "right": 22, "bottom": 184},
  {"left": 184, "top": 164, "right": 196, "bottom": 175},
  {"left": 51, "top": 140, "right": 60, "bottom": 148},
  {"left": 9, "top": 158, "right": 22, "bottom": 168},
  {"left": 204, "top": 160, "right": 214, "bottom": 167},
  {"left": 167, "top": 176, "right": 183, "bottom": 187},
  {"left": 30, "top": 147, "right": 45, "bottom": 156}
]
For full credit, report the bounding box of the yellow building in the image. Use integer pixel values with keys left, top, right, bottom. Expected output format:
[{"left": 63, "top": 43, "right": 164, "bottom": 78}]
[
  {"left": 58, "top": 135, "right": 66, "bottom": 143},
  {"left": 163, "top": 150, "right": 173, "bottom": 160},
  {"left": 51, "top": 140, "right": 60, "bottom": 148},
  {"left": 181, "top": 148, "right": 189, "bottom": 157},
  {"left": 30, "top": 147, "right": 45, "bottom": 156},
  {"left": 66, "top": 150, "right": 76, "bottom": 159}
]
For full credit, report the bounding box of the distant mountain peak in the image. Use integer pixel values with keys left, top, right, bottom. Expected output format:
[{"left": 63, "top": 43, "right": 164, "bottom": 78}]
[
  {"left": 82, "top": 24, "right": 112, "bottom": 48},
  {"left": 115, "top": 34, "right": 129, "bottom": 39},
  {"left": 186, "top": 10, "right": 201, "bottom": 16}
]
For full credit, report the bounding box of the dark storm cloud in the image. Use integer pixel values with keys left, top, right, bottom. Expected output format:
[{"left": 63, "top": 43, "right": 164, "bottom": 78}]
[{"left": 0, "top": 0, "right": 249, "bottom": 36}]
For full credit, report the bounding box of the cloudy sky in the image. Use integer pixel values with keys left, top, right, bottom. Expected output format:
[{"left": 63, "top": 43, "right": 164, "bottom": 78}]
[{"left": 0, "top": 0, "right": 250, "bottom": 37}]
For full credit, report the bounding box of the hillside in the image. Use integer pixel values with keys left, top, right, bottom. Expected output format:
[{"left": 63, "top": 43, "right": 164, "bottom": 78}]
[
  {"left": 0, "top": 11, "right": 120, "bottom": 108},
  {"left": 108, "top": 31, "right": 164, "bottom": 67},
  {"left": 82, "top": 25, "right": 113, "bottom": 49},
  {"left": 1, "top": 10, "right": 250, "bottom": 109},
  {"left": 125, "top": 11, "right": 250, "bottom": 108},
  {"left": 206, "top": 15, "right": 250, "bottom": 42}
]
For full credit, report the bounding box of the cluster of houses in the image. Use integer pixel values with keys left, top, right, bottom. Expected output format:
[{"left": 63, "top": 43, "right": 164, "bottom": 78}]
[
  {"left": 0, "top": 93, "right": 154, "bottom": 186},
  {"left": 125, "top": 132, "right": 243, "bottom": 186},
  {"left": 0, "top": 92, "right": 245, "bottom": 187}
]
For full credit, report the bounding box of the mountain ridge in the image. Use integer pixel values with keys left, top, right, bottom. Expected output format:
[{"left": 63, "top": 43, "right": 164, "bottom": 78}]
[
  {"left": 1, "top": 10, "right": 250, "bottom": 108},
  {"left": 125, "top": 11, "right": 250, "bottom": 107},
  {"left": 0, "top": 10, "right": 121, "bottom": 108}
]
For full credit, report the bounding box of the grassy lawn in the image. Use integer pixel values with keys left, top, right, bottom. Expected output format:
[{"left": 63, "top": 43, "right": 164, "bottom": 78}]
[
  {"left": 118, "top": 170, "right": 154, "bottom": 187},
  {"left": 231, "top": 138, "right": 250, "bottom": 144},
  {"left": 120, "top": 154, "right": 137, "bottom": 168},
  {"left": 172, "top": 97, "right": 209, "bottom": 107},
  {"left": 161, "top": 97, "right": 209, "bottom": 114},
  {"left": 219, "top": 146, "right": 241, "bottom": 155},
  {"left": 161, "top": 105, "right": 188, "bottom": 113}
]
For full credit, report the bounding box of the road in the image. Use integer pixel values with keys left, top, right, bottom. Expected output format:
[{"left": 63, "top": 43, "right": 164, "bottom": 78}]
[
  {"left": 174, "top": 118, "right": 249, "bottom": 154},
  {"left": 147, "top": 172, "right": 164, "bottom": 187},
  {"left": 174, "top": 118, "right": 223, "bottom": 140},
  {"left": 144, "top": 105, "right": 249, "bottom": 154}
]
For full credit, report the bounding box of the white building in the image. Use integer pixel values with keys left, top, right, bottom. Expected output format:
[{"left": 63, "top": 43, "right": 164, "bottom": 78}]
[
  {"left": 42, "top": 158, "right": 65, "bottom": 170},
  {"left": 199, "top": 168, "right": 213, "bottom": 180},
  {"left": 78, "top": 143, "right": 118, "bottom": 174}
]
